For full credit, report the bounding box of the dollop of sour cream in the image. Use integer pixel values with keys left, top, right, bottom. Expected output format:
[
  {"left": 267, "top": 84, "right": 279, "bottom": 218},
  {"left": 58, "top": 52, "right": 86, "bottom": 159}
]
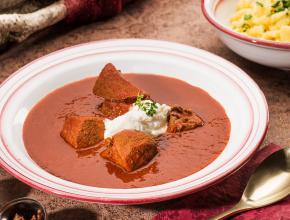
[{"left": 104, "top": 100, "right": 171, "bottom": 138}]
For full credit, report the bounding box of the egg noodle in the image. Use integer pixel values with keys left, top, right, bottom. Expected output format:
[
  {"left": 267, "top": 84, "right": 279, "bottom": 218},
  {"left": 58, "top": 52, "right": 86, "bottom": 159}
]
[{"left": 230, "top": 0, "right": 290, "bottom": 42}]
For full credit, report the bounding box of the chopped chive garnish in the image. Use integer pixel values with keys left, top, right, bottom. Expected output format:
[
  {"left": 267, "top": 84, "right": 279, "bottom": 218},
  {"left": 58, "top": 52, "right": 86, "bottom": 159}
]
[
  {"left": 271, "top": 0, "right": 290, "bottom": 13},
  {"left": 256, "top": 1, "right": 264, "bottom": 7},
  {"left": 272, "top": 0, "right": 281, "bottom": 8},
  {"left": 283, "top": 0, "right": 290, "bottom": 8},
  {"left": 241, "top": 23, "right": 250, "bottom": 32},
  {"left": 276, "top": 7, "right": 285, "bottom": 12},
  {"left": 244, "top": 14, "right": 253, "bottom": 20},
  {"left": 134, "top": 95, "right": 158, "bottom": 117}
]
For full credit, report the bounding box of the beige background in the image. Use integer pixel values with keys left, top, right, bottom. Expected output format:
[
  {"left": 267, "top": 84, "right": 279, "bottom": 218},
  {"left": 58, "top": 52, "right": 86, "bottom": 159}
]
[{"left": 0, "top": 0, "right": 289, "bottom": 219}]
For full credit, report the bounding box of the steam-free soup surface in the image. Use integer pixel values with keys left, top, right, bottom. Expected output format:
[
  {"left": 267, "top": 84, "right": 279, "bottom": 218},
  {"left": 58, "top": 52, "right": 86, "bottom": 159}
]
[{"left": 23, "top": 74, "right": 230, "bottom": 188}]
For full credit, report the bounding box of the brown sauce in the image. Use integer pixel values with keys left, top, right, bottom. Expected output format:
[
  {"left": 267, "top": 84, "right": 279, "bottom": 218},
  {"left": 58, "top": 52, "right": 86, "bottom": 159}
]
[{"left": 23, "top": 74, "right": 230, "bottom": 188}]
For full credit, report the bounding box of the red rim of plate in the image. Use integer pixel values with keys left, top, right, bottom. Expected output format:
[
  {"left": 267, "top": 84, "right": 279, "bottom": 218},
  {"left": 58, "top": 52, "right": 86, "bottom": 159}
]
[
  {"left": 0, "top": 39, "right": 269, "bottom": 204},
  {"left": 201, "top": 0, "right": 290, "bottom": 50}
]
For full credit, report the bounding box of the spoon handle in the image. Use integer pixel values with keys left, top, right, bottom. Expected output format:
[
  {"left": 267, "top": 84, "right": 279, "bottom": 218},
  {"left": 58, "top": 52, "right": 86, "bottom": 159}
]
[{"left": 209, "top": 201, "right": 252, "bottom": 220}]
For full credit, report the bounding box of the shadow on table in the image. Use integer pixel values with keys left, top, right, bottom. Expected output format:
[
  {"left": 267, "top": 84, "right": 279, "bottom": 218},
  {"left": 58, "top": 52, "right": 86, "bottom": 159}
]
[
  {"left": 132, "top": 197, "right": 182, "bottom": 212},
  {"left": 48, "top": 208, "right": 97, "bottom": 220},
  {"left": 0, "top": 178, "right": 31, "bottom": 206}
]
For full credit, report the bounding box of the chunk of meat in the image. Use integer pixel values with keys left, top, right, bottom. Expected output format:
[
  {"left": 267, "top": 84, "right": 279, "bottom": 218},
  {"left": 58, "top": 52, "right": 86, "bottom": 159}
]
[
  {"left": 13, "top": 214, "right": 25, "bottom": 220},
  {"left": 98, "top": 100, "right": 131, "bottom": 119},
  {"left": 93, "top": 63, "right": 149, "bottom": 103},
  {"left": 60, "top": 115, "right": 105, "bottom": 149},
  {"left": 167, "top": 106, "right": 204, "bottom": 133},
  {"left": 100, "top": 130, "right": 157, "bottom": 172}
]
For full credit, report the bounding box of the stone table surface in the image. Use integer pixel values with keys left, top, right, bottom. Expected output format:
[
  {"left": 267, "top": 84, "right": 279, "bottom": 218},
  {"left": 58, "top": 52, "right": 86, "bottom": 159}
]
[{"left": 0, "top": 0, "right": 289, "bottom": 219}]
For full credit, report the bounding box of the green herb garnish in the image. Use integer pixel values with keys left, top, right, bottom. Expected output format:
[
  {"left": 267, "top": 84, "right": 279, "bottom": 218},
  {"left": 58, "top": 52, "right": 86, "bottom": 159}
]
[
  {"left": 272, "top": 0, "right": 281, "bottom": 8},
  {"left": 256, "top": 1, "right": 264, "bottom": 7},
  {"left": 135, "top": 94, "right": 144, "bottom": 106},
  {"left": 241, "top": 23, "right": 250, "bottom": 32},
  {"left": 244, "top": 14, "right": 253, "bottom": 20},
  {"left": 283, "top": 0, "right": 290, "bottom": 8},
  {"left": 134, "top": 95, "right": 158, "bottom": 117},
  {"left": 276, "top": 7, "right": 285, "bottom": 12},
  {"left": 271, "top": 0, "right": 290, "bottom": 13}
]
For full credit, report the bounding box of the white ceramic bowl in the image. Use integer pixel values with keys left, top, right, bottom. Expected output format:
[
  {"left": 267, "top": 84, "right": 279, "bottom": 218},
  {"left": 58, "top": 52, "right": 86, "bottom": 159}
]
[
  {"left": 202, "top": 0, "right": 290, "bottom": 70},
  {"left": 0, "top": 39, "right": 268, "bottom": 204}
]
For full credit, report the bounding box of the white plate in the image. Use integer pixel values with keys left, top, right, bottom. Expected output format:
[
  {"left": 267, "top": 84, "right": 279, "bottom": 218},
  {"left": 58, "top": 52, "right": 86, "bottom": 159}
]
[{"left": 0, "top": 39, "right": 268, "bottom": 204}]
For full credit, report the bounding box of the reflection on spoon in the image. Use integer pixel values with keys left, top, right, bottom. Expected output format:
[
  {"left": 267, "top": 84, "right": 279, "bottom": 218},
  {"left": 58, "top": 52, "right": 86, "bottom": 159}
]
[{"left": 210, "top": 146, "right": 290, "bottom": 220}]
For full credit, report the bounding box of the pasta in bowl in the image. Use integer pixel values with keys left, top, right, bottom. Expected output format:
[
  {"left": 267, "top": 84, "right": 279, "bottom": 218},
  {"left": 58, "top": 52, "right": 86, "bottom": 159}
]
[
  {"left": 202, "top": 0, "right": 290, "bottom": 70},
  {"left": 230, "top": 0, "right": 290, "bottom": 42}
]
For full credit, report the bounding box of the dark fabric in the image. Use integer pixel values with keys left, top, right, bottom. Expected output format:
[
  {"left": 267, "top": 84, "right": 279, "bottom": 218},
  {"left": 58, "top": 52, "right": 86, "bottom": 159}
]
[
  {"left": 153, "top": 144, "right": 289, "bottom": 220},
  {"left": 64, "top": 0, "right": 135, "bottom": 23}
]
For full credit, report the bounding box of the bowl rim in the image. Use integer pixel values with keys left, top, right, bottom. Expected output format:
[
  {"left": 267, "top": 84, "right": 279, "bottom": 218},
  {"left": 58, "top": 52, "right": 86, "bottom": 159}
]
[
  {"left": 0, "top": 39, "right": 269, "bottom": 204},
  {"left": 201, "top": 0, "right": 290, "bottom": 50}
]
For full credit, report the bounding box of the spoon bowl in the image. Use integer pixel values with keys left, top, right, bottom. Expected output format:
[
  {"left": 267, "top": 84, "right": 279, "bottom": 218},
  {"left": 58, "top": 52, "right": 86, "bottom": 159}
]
[
  {"left": 0, "top": 198, "right": 46, "bottom": 220},
  {"left": 210, "top": 147, "right": 290, "bottom": 219}
]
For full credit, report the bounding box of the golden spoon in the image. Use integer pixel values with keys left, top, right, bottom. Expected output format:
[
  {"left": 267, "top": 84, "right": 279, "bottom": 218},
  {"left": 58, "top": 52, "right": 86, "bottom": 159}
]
[{"left": 210, "top": 146, "right": 290, "bottom": 220}]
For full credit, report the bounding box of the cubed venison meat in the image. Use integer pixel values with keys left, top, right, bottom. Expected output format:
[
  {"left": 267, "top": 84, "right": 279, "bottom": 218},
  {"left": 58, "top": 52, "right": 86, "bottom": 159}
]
[
  {"left": 93, "top": 63, "right": 149, "bottom": 103},
  {"left": 100, "top": 130, "right": 157, "bottom": 172},
  {"left": 167, "top": 106, "right": 204, "bottom": 133},
  {"left": 13, "top": 214, "right": 25, "bottom": 220},
  {"left": 60, "top": 115, "right": 105, "bottom": 149},
  {"left": 98, "top": 100, "right": 131, "bottom": 119}
]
